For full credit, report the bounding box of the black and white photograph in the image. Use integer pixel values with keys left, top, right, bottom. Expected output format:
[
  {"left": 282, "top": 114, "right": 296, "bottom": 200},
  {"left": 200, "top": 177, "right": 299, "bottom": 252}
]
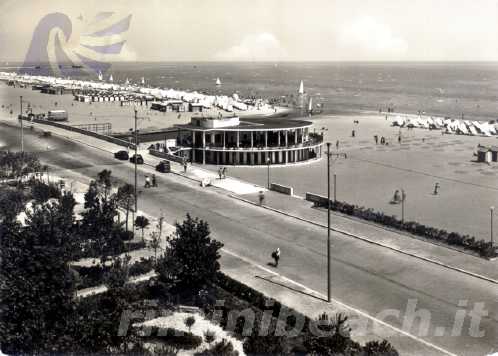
[{"left": 0, "top": 1, "right": 497, "bottom": 355}]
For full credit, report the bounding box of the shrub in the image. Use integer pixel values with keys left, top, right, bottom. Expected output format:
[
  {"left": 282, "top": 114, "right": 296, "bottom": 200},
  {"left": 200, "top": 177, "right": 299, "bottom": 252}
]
[
  {"left": 319, "top": 199, "right": 496, "bottom": 258},
  {"left": 184, "top": 316, "right": 196, "bottom": 332},
  {"left": 204, "top": 329, "right": 216, "bottom": 344}
]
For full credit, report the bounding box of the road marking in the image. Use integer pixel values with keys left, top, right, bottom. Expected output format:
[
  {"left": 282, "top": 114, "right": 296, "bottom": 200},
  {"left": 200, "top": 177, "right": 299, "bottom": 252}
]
[{"left": 222, "top": 248, "right": 458, "bottom": 356}]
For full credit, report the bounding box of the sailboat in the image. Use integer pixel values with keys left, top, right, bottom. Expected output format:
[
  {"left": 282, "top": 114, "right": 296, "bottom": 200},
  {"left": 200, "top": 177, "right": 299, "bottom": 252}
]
[
  {"left": 308, "top": 97, "right": 313, "bottom": 115},
  {"left": 125, "top": 77, "right": 130, "bottom": 86},
  {"left": 298, "top": 80, "right": 304, "bottom": 95},
  {"left": 216, "top": 77, "right": 221, "bottom": 86},
  {"left": 98, "top": 70, "right": 103, "bottom": 81},
  {"left": 109, "top": 74, "right": 113, "bottom": 82},
  {"left": 141, "top": 77, "right": 145, "bottom": 85}
]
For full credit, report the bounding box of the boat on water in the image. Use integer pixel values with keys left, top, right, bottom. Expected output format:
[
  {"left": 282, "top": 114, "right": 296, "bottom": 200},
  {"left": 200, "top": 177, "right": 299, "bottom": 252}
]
[
  {"left": 109, "top": 74, "right": 113, "bottom": 82},
  {"left": 98, "top": 70, "right": 103, "bottom": 81},
  {"left": 298, "top": 80, "right": 304, "bottom": 95},
  {"left": 216, "top": 77, "right": 221, "bottom": 86}
]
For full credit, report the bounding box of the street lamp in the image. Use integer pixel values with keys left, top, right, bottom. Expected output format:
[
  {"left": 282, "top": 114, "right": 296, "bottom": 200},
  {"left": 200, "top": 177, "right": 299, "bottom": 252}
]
[
  {"left": 267, "top": 156, "right": 271, "bottom": 189},
  {"left": 326, "top": 142, "right": 347, "bottom": 303},
  {"left": 401, "top": 189, "right": 406, "bottom": 222},
  {"left": 491, "top": 206, "right": 494, "bottom": 248}
]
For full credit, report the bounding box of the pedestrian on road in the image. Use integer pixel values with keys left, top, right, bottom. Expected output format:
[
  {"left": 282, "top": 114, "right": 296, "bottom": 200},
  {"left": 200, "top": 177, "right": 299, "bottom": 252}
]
[
  {"left": 259, "top": 191, "right": 265, "bottom": 206},
  {"left": 218, "top": 167, "right": 223, "bottom": 180},
  {"left": 433, "top": 182, "right": 440, "bottom": 195},
  {"left": 144, "top": 175, "right": 151, "bottom": 188},
  {"left": 152, "top": 174, "right": 157, "bottom": 187},
  {"left": 222, "top": 167, "right": 227, "bottom": 179},
  {"left": 183, "top": 161, "right": 188, "bottom": 173},
  {"left": 272, "top": 247, "right": 281, "bottom": 267}
]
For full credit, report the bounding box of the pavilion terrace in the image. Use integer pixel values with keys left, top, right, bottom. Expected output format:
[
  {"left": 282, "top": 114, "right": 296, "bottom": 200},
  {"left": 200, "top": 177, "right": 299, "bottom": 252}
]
[{"left": 175, "top": 116, "right": 324, "bottom": 166}]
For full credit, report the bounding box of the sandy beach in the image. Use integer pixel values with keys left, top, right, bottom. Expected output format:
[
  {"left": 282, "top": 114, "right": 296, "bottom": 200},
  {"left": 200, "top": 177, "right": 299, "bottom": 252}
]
[{"left": 1, "top": 82, "right": 497, "bottom": 242}]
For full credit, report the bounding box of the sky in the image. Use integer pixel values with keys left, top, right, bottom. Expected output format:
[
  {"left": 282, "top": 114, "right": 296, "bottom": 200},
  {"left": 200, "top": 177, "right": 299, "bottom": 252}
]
[{"left": 1, "top": 0, "right": 498, "bottom": 62}]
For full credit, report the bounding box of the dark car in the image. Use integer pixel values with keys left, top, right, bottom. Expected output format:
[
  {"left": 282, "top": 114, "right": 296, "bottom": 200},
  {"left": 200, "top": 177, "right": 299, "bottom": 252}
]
[
  {"left": 129, "top": 154, "right": 144, "bottom": 164},
  {"left": 114, "top": 150, "right": 129, "bottom": 160},
  {"left": 156, "top": 160, "right": 171, "bottom": 173}
]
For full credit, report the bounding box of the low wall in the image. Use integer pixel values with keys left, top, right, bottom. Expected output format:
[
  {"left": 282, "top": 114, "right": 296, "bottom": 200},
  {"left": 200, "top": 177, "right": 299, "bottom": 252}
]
[
  {"left": 22, "top": 118, "right": 135, "bottom": 149},
  {"left": 270, "top": 183, "right": 293, "bottom": 196},
  {"left": 149, "top": 149, "right": 185, "bottom": 164},
  {"left": 305, "top": 192, "right": 329, "bottom": 206}
]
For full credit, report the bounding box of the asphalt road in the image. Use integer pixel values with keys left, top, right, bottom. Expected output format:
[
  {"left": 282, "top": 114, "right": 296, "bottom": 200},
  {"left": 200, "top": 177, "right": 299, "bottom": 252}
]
[{"left": 1, "top": 123, "right": 496, "bottom": 356}]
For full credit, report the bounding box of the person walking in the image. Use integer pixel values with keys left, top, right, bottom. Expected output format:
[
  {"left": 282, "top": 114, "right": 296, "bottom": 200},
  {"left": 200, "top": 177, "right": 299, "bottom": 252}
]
[
  {"left": 259, "top": 190, "right": 265, "bottom": 206},
  {"left": 398, "top": 134, "right": 402, "bottom": 144},
  {"left": 218, "top": 167, "right": 223, "bottom": 180},
  {"left": 336, "top": 140, "right": 339, "bottom": 150},
  {"left": 144, "top": 175, "right": 151, "bottom": 188},
  {"left": 374, "top": 135, "right": 378, "bottom": 144},
  {"left": 152, "top": 174, "right": 157, "bottom": 187},
  {"left": 222, "top": 167, "right": 227, "bottom": 179},
  {"left": 433, "top": 182, "right": 440, "bottom": 195},
  {"left": 272, "top": 247, "right": 281, "bottom": 267},
  {"left": 183, "top": 161, "right": 188, "bottom": 173}
]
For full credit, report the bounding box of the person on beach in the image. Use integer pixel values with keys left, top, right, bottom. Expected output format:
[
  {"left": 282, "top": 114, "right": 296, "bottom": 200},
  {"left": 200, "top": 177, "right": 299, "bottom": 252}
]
[
  {"left": 433, "top": 182, "right": 440, "bottom": 195},
  {"left": 272, "top": 248, "right": 281, "bottom": 267},
  {"left": 374, "top": 135, "right": 378, "bottom": 144},
  {"left": 336, "top": 140, "right": 339, "bottom": 150},
  {"left": 222, "top": 167, "right": 227, "bottom": 179},
  {"left": 351, "top": 130, "right": 355, "bottom": 137},
  {"left": 398, "top": 135, "right": 401, "bottom": 144},
  {"left": 392, "top": 190, "right": 401, "bottom": 204}
]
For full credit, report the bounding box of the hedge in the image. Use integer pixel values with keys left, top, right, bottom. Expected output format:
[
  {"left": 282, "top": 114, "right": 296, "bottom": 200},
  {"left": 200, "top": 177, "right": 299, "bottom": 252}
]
[{"left": 317, "top": 199, "right": 496, "bottom": 258}]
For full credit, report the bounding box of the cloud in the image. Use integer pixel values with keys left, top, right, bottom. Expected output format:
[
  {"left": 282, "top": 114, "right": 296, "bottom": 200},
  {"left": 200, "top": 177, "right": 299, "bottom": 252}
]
[
  {"left": 214, "top": 32, "right": 287, "bottom": 61},
  {"left": 338, "top": 16, "right": 408, "bottom": 59}
]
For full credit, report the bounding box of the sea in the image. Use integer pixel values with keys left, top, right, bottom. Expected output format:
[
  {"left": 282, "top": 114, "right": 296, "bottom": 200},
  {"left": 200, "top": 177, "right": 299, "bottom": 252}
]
[{"left": 2, "top": 61, "right": 498, "bottom": 120}]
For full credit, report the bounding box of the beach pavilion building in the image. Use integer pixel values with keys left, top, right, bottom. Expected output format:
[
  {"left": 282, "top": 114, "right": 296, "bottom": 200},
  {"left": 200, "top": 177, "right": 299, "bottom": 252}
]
[{"left": 175, "top": 115, "right": 324, "bottom": 165}]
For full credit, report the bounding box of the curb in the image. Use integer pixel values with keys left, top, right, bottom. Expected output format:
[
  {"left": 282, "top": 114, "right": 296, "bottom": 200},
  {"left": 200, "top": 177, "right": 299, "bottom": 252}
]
[{"left": 229, "top": 194, "right": 498, "bottom": 286}]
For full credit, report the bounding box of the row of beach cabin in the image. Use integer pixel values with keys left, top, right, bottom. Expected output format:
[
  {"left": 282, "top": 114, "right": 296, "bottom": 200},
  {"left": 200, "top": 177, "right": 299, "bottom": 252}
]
[{"left": 393, "top": 115, "right": 498, "bottom": 136}]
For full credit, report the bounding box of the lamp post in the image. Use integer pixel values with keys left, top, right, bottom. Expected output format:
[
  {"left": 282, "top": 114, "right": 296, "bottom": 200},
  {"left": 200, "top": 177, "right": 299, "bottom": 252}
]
[
  {"left": 401, "top": 189, "right": 406, "bottom": 222},
  {"left": 267, "top": 156, "right": 271, "bottom": 189},
  {"left": 491, "top": 206, "right": 494, "bottom": 248},
  {"left": 326, "top": 142, "right": 347, "bottom": 303},
  {"left": 20, "top": 96, "right": 24, "bottom": 153}
]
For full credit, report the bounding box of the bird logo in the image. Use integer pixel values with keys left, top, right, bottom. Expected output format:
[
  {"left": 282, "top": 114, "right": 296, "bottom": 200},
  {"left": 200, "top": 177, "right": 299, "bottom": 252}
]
[{"left": 20, "top": 12, "right": 132, "bottom": 77}]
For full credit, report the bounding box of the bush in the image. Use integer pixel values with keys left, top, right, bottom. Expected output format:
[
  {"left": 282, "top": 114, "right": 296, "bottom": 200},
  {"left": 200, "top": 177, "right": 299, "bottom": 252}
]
[{"left": 319, "top": 199, "right": 496, "bottom": 258}]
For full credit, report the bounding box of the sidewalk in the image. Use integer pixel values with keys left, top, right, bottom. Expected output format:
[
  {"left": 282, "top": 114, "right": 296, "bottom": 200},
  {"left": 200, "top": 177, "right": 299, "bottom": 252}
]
[
  {"left": 0, "top": 117, "right": 262, "bottom": 195},
  {"left": 234, "top": 191, "right": 498, "bottom": 284}
]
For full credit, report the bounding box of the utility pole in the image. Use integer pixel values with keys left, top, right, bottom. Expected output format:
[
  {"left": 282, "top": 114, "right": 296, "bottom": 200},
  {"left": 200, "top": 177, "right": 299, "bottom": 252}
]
[
  {"left": 20, "top": 96, "right": 24, "bottom": 153},
  {"left": 491, "top": 206, "right": 494, "bottom": 249},
  {"left": 326, "top": 143, "right": 347, "bottom": 303},
  {"left": 267, "top": 156, "right": 271, "bottom": 189},
  {"left": 134, "top": 109, "right": 138, "bottom": 222},
  {"left": 401, "top": 189, "right": 406, "bottom": 222},
  {"left": 327, "top": 143, "right": 331, "bottom": 303}
]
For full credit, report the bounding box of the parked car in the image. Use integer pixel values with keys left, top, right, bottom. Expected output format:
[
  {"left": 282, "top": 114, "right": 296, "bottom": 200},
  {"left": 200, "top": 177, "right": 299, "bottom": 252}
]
[
  {"left": 130, "top": 154, "right": 144, "bottom": 164},
  {"left": 156, "top": 160, "right": 171, "bottom": 173},
  {"left": 114, "top": 150, "right": 129, "bottom": 160}
]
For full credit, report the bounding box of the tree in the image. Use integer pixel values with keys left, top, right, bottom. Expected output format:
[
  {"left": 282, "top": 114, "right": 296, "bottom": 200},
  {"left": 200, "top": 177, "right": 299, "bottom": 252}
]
[
  {"left": 149, "top": 230, "right": 161, "bottom": 264},
  {"left": 80, "top": 180, "right": 120, "bottom": 263},
  {"left": 156, "top": 214, "right": 223, "bottom": 292},
  {"left": 135, "top": 215, "right": 150, "bottom": 242},
  {"left": 105, "top": 254, "right": 132, "bottom": 289},
  {"left": 0, "top": 196, "right": 76, "bottom": 353},
  {"left": 362, "top": 340, "right": 399, "bottom": 356},
  {"left": 184, "top": 316, "right": 196, "bottom": 333},
  {"left": 0, "top": 187, "right": 26, "bottom": 222},
  {"left": 196, "top": 339, "right": 238, "bottom": 356},
  {"left": 116, "top": 183, "right": 135, "bottom": 233},
  {"left": 97, "top": 169, "right": 113, "bottom": 201}
]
